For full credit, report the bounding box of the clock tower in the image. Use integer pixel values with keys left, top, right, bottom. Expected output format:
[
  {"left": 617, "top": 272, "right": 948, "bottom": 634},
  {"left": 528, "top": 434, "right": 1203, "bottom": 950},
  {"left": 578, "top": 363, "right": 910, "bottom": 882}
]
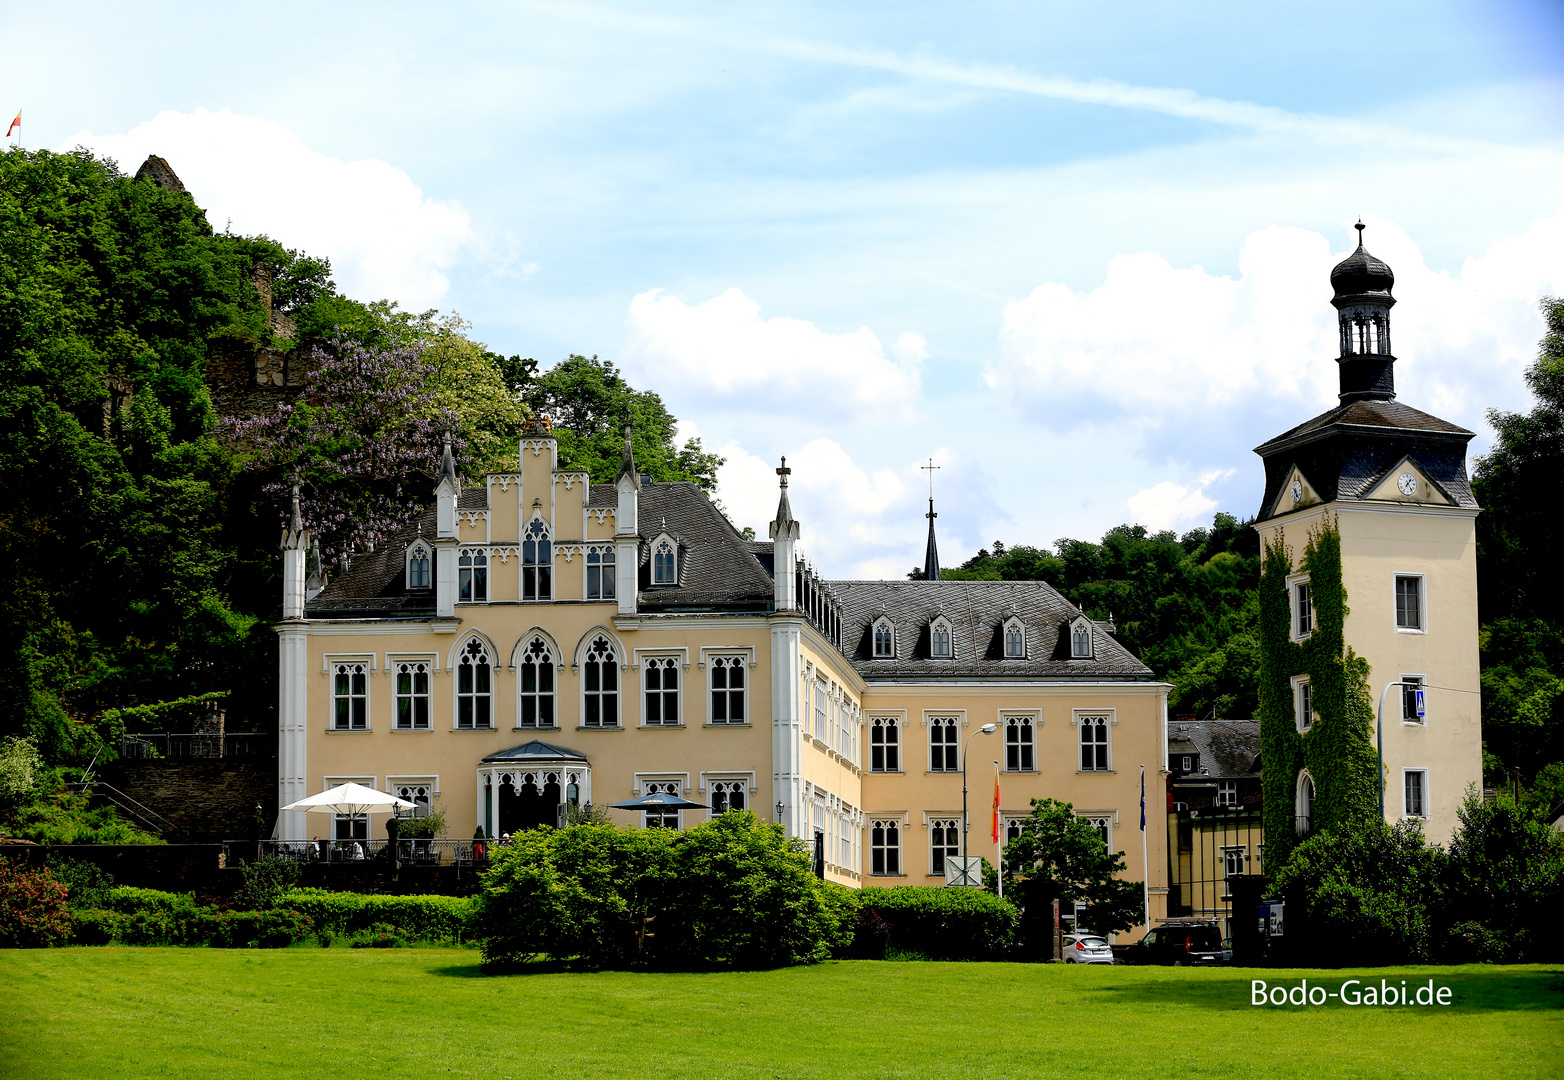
[{"left": 1253, "top": 223, "right": 1481, "bottom": 851}]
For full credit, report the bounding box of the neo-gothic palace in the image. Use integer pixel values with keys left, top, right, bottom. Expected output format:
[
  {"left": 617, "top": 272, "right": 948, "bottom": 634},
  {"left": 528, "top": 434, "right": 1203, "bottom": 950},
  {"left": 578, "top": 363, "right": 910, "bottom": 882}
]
[{"left": 276, "top": 432, "right": 1170, "bottom": 909}]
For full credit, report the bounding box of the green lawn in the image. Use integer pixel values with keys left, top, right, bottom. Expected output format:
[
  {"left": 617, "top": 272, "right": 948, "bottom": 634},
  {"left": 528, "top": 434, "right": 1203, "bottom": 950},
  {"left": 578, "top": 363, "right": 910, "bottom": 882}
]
[{"left": 1, "top": 949, "right": 1559, "bottom": 1079}]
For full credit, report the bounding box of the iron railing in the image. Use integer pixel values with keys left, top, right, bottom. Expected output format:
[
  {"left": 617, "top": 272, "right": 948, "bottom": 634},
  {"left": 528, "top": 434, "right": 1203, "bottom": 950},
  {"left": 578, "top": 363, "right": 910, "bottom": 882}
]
[
  {"left": 257, "top": 838, "right": 499, "bottom": 867},
  {"left": 120, "top": 733, "right": 273, "bottom": 760}
]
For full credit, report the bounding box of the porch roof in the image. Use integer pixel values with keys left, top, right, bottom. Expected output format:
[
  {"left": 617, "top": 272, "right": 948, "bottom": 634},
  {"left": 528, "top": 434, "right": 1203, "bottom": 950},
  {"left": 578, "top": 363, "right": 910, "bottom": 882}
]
[{"left": 480, "top": 740, "right": 589, "bottom": 764}]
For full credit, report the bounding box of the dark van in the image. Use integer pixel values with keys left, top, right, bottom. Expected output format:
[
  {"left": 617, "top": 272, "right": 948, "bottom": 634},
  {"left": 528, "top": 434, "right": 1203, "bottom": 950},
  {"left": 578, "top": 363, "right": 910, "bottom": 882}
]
[{"left": 1114, "top": 919, "right": 1229, "bottom": 965}]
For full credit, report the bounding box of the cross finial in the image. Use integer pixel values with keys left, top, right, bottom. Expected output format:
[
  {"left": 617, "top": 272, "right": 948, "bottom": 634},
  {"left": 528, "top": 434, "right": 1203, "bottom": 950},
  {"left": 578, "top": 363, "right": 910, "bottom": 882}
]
[
  {"left": 921, "top": 457, "right": 940, "bottom": 501},
  {"left": 777, "top": 455, "right": 790, "bottom": 486}
]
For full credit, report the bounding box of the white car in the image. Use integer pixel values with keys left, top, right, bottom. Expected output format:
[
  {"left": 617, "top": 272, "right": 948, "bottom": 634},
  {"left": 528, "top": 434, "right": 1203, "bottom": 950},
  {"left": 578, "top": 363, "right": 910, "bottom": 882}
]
[{"left": 1062, "top": 933, "right": 1114, "bottom": 964}]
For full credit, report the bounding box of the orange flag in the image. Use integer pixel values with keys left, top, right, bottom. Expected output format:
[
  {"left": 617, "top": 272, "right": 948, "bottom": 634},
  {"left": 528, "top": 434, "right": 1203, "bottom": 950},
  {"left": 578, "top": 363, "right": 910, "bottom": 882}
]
[
  {"left": 6, "top": 111, "right": 19, "bottom": 138},
  {"left": 990, "top": 767, "right": 1001, "bottom": 844}
]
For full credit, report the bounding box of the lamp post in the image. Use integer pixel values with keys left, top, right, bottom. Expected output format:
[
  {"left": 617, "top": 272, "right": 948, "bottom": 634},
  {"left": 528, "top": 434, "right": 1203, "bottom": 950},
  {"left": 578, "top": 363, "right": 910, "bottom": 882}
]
[{"left": 962, "top": 723, "right": 998, "bottom": 861}]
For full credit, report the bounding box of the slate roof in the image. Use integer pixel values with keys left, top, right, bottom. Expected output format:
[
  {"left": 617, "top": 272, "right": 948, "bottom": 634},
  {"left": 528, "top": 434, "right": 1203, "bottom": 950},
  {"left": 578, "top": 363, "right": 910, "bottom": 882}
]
[
  {"left": 827, "top": 579, "right": 1154, "bottom": 680},
  {"left": 305, "top": 481, "right": 773, "bottom": 617},
  {"left": 481, "top": 740, "right": 589, "bottom": 763},
  {"left": 1168, "top": 719, "right": 1261, "bottom": 779},
  {"left": 1254, "top": 398, "right": 1478, "bottom": 521}
]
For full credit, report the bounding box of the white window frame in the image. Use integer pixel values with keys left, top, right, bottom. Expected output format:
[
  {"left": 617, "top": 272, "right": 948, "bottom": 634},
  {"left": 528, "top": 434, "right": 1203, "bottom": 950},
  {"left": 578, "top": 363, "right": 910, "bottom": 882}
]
[
  {"left": 1003, "top": 713, "right": 1037, "bottom": 773},
  {"left": 1402, "top": 768, "right": 1429, "bottom": 820},
  {"left": 1078, "top": 813, "right": 1113, "bottom": 850},
  {"left": 1069, "top": 617, "right": 1094, "bottom": 660},
  {"left": 521, "top": 516, "right": 553, "bottom": 601},
  {"left": 387, "top": 776, "right": 439, "bottom": 819},
  {"left": 1393, "top": 572, "right": 1427, "bottom": 634},
  {"left": 323, "top": 775, "right": 376, "bottom": 841},
  {"left": 1074, "top": 711, "right": 1113, "bottom": 772},
  {"left": 388, "top": 655, "right": 434, "bottom": 731},
  {"left": 453, "top": 636, "right": 495, "bottom": 730},
  {"left": 872, "top": 617, "right": 896, "bottom": 659},
  {"left": 704, "top": 653, "right": 750, "bottom": 725},
  {"left": 651, "top": 533, "right": 678, "bottom": 586},
  {"left": 1216, "top": 780, "right": 1238, "bottom": 808},
  {"left": 405, "top": 541, "right": 432, "bottom": 591},
  {"left": 1295, "top": 770, "right": 1315, "bottom": 836},
  {"left": 579, "top": 632, "right": 622, "bottom": 729},
  {"left": 1002, "top": 617, "right": 1027, "bottom": 659},
  {"left": 1220, "top": 845, "right": 1248, "bottom": 898},
  {"left": 926, "top": 815, "right": 961, "bottom": 878},
  {"left": 457, "top": 547, "right": 489, "bottom": 604},
  {"left": 1400, "top": 673, "right": 1427, "bottom": 725},
  {"left": 584, "top": 543, "right": 616, "bottom": 601},
  {"left": 927, "top": 714, "right": 962, "bottom": 773},
  {"left": 1291, "top": 675, "right": 1313, "bottom": 734},
  {"left": 929, "top": 616, "right": 954, "bottom": 659},
  {"left": 812, "top": 679, "right": 829, "bottom": 740},
  {"left": 1180, "top": 755, "right": 1193, "bottom": 772},
  {"left": 869, "top": 716, "right": 902, "bottom": 773},
  {"left": 868, "top": 816, "right": 905, "bottom": 876},
  {"left": 329, "top": 658, "right": 371, "bottom": 731},
  {"left": 639, "top": 652, "right": 684, "bottom": 727},
  {"left": 1288, "top": 573, "right": 1313, "bottom": 641},
  {"left": 638, "top": 777, "right": 685, "bottom": 829},
  {"left": 515, "top": 635, "right": 558, "bottom": 729},
  {"left": 702, "top": 774, "right": 754, "bottom": 818}
]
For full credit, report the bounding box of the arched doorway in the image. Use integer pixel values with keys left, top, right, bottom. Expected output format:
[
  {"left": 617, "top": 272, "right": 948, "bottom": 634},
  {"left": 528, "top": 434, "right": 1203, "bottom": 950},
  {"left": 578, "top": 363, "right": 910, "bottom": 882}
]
[
  {"left": 497, "top": 774, "right": 562, "bottom": 834},
  {"left": 478, "top": 740, "right": 591, "bottom": 838}
]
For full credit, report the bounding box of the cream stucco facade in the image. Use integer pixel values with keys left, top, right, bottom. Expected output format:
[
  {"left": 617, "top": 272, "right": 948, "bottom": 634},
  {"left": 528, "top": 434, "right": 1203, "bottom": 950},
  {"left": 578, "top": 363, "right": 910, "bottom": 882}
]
[{"left": 277, "top": 429, "right": 1168, "bottom": 921}]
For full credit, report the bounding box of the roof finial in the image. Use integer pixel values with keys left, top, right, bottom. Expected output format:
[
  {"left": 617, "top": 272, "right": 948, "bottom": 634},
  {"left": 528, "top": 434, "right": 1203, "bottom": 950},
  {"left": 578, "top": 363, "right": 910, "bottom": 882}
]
[
  {"left": 1354, "top": 219, "right": 1366, "bottom": 247},
  {"left": 439, "top": 430, "right": 457, "bottom": 486},
  {"left": 777, "top": 455, "right": 790, "bottom": 487},
  {"left": 617, "top": 422, "right": 637, "bottom": 482},
  {"left": 288, "top": 481, "right": 303, "bottom": 534}
]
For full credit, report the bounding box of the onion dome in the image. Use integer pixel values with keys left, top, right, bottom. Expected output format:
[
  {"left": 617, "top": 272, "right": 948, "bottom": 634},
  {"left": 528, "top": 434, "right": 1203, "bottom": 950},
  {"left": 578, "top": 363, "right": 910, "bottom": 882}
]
[{"left": 1330, "top": 221, "right": 1395, "bottom": 306}]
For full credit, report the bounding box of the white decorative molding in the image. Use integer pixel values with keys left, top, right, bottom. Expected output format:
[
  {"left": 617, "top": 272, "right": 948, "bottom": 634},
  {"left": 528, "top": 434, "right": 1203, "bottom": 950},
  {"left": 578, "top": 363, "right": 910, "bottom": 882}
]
[
  {"left": 490, "top": 474, "right": 520, "bottom": 492},
  {"left": 554, "top": 472, "right": 590, "bottom": 491},
  {"left": 489, "top": 546, "right": 520, "bottom": 563},
  {"left": 631, "top": 646, "right": 690, "bottom": 671},
  {"left": 697, "top": 645, "right": 757, "bottom": 670},
  {"left": 589, "top": 507, "right": 614, "bottom": 526},
  {"left": 522, "top": 439, "right": 552, "bottom": 457},
  {"left": 461, "top": 511, "right": 489, "bottom": 529},
  {"left": 320, "top": 652, "right": 375, "bottom": 675},
  {"left": 555, "top": 543, "right": 585, "bottom": 563}
]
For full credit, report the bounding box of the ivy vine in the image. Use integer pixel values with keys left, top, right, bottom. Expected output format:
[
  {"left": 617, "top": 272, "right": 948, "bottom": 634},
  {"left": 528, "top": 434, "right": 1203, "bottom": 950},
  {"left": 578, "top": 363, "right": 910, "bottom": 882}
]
[{"left": 1259, "top": 516, "right": 1380, "bottom": 867}]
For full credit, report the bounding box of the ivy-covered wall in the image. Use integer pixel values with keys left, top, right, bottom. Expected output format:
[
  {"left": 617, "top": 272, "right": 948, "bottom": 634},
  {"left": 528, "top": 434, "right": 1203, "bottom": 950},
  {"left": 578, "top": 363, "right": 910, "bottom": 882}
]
[{"left": 1258, "top": 517, "right": 1380, "bottom": 866}]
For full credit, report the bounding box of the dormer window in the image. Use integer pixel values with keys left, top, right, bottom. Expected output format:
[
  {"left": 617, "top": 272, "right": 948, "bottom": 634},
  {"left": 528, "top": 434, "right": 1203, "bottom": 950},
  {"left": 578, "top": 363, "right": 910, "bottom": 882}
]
[
  {"left": 407, "top": 544, "right": 430, "bottom": 590},
  {"left": 652, "top": 538, "right": 677, "bottom": 585},
  {"left": 930, "top": 618, "right": 952, "bottom": 659},
  {"left": 873, "top": 618, "right": 895, "bottom": 659},
  {"left": 1003, "top": 618, "right": 1026, "bottom": 659},
  {"left": 1070, "top": 619, "right": 1093, "bottom": 660}
]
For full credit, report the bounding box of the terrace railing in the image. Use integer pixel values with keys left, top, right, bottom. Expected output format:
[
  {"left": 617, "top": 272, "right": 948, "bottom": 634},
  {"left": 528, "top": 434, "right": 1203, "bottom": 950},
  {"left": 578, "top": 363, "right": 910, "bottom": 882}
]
[
  {"left": 257, "top": 838, "right": 499, "bottom": 870},
  {"left": 120, "top": 733, "right": 274, "bottom": 761}
]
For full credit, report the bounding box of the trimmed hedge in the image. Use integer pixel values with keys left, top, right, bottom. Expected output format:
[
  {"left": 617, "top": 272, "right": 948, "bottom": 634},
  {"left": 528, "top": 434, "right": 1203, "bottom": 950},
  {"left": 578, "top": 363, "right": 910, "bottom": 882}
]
[
  {"left": 851, "top": 887, "right": 1020, "bottom": 960},
  {"left": 278, "top": 889, "right": 474, "bottom": 944},
  {"left": 68, "top": 906, "right": 312, "bottom": 948}
]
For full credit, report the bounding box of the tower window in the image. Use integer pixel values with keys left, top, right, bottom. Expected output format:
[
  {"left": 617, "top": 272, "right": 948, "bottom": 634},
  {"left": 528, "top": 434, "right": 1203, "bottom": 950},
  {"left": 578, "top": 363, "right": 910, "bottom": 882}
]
[{"left": 1395, "top": 575, "right": 1424, "bottom": 631}]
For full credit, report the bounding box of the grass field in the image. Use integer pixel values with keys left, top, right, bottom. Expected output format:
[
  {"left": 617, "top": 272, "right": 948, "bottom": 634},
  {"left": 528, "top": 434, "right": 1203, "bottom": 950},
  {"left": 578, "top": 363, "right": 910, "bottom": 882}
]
[{"left": 1, "top": 949, "right": 1559, "bottom": 1079}]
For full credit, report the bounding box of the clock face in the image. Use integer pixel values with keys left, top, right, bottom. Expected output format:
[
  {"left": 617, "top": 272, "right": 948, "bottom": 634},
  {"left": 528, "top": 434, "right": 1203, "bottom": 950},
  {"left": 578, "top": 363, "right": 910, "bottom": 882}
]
[
  {"left": 1398, "top": 472, "right": 1417, "bottom": 496},
  {"left": 1290, "top": 479, "right": 1303, "bottom": 503}
]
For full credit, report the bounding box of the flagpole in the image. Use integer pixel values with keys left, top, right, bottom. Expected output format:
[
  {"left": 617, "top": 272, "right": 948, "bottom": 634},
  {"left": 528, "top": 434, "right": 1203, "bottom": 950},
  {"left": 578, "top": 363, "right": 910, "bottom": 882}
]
[
  {"left": 1140, "top": 764, "right": 1150, "bottom": 933},
  {"left": 994, "top": 761, "right": 1002, "bottom": 901}
]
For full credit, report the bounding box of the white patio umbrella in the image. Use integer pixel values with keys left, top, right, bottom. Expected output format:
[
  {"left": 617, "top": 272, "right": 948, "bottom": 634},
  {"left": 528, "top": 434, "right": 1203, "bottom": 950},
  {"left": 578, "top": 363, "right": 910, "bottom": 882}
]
[{"left": 280, "top": 782, "right": 417, "bottom": 816}]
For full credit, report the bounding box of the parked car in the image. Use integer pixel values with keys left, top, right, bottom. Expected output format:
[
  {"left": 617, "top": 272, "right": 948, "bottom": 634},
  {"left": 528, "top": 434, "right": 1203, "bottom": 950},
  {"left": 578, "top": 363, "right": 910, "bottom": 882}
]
[
  {"left": 1113, "top": 919, "right": 1228, "bottom": 965},
  {"left": 1061, "top": 933, "right": 1114, "bottom": 964}
]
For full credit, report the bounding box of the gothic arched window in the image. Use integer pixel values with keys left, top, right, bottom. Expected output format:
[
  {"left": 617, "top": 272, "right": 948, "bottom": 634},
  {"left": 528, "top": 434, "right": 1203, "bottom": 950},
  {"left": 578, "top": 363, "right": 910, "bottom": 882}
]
[
  {"left": 1071, "top": 622, "right": 1092, "bottom": 659},
  {"left": 456, "top": 638, "right": 493, "bottom": 729},
  {"left": 582, "top": 635, "right": 619, "bottom": 728},
  {"left": 653, "top": 539, "right": 677, "bottom": 585},
  {"left": 1003, "top": 620, "right": 1026, "bottom": 659},
  {"left": 873, "top": 619, "right": 894, "bottom": 659},
  {"left": 517, "top": 637, "right": 555, "bottom": 728},
  {"left": 407, "top": 544, "right": 430, "bottom": 590},
  {"left": 930, "top": 620, "right": 951, "bottom": 659},
  {"left": 522, "top": 519, "right": 552, "bottom": 601}
]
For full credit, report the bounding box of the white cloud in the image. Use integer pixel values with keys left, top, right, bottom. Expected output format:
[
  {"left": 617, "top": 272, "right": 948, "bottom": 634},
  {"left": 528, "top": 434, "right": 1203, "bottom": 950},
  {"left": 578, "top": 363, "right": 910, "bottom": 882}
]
[
  {"left": 990, "top": 210, "right": 1564, "bottom": 467},
  {"left": 61, "top": 109, "right": 474, "bottom": 308},
  {"left": 1126, "top": 470, "right": 1232, "bottom": 531},
  {"left": 622, "top": 287, "right": 921, "bottom": 421}
]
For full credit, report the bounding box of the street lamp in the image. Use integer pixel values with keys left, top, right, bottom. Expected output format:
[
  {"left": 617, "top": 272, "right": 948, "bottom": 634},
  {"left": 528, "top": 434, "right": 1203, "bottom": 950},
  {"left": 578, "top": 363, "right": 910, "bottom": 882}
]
[
  {"left": 962, "top": 723, "right": 998, "bottom": 861},
  {"left": 1376, "top": 679, "right": 1424, "bottom": 819}
]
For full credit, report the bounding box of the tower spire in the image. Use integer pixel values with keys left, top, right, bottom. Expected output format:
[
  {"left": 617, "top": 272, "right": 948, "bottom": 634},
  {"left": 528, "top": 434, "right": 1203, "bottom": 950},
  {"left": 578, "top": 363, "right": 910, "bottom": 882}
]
[
  {"left": 921, "top": 457, "right": 941, "bottom": 582},
  {"left": 1330, "top": 219, "right": 1397, "bottom": 402}
]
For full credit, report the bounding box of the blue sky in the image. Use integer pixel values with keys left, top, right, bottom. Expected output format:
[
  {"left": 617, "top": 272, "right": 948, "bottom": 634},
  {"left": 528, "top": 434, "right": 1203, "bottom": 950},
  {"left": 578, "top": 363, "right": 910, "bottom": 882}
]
[{"left": 7, "top": 1, "right": 1563, "bottom": 575}]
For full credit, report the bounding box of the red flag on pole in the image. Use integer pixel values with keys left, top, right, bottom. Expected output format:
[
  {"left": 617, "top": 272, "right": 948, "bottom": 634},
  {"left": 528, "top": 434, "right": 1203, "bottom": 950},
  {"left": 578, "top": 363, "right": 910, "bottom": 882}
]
[
  {"left": 990, "top": 767, "right": 1001, "bottom": 844},
  {"left": 6, "top": 111, "right": 20, "bottom": 138}
]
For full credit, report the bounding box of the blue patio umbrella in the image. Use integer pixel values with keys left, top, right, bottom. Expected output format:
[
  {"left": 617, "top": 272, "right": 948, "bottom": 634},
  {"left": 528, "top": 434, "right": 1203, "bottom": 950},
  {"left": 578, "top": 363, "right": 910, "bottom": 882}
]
[{"left": 608, "top": 791, "right": 711, "bottom": 811}]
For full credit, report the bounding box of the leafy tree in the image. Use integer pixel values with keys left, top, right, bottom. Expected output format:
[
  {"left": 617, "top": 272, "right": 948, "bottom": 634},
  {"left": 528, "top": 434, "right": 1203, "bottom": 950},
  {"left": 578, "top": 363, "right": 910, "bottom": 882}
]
[
  {"left": 1473, "top": 297, "right": 1564, "bottom": 781},
  {"left": 1002, "top": 797, "right": 1144, "bottom": 938},
  {"left": 1272, "top": 819, "right": 1443, "bottom": 965},
  {"left": 525, "top": 355, "right": 724, "bottom": 490},
  {"left": 0, "top": 737, "right": 42, "bottom": 813},
  {"left": 1437, "top": 788, "right": 1564, "bottom": 962}
]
